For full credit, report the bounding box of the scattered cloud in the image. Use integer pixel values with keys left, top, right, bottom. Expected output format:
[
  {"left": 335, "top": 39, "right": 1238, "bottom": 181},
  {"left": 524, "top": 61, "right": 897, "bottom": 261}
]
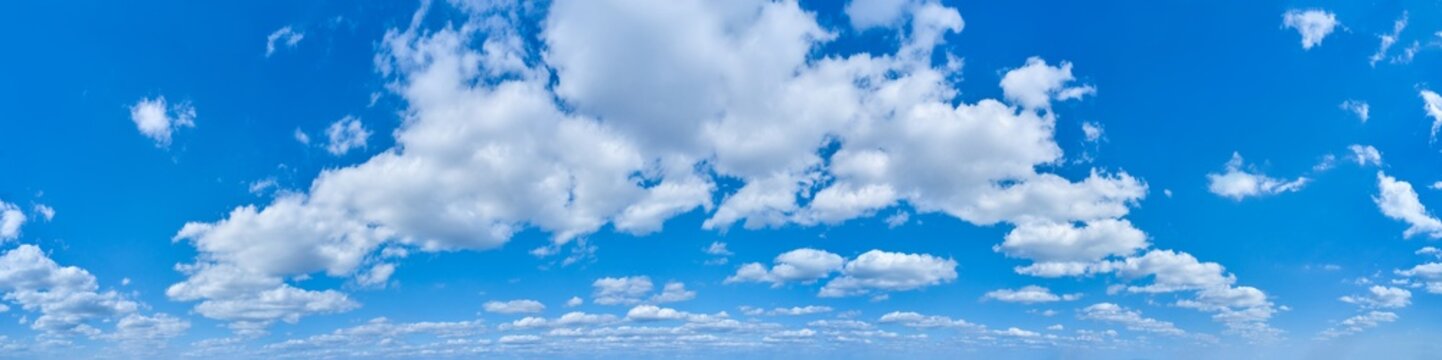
[{"left": 1282, "top": 9, "right": 1338, "bottom": 50}]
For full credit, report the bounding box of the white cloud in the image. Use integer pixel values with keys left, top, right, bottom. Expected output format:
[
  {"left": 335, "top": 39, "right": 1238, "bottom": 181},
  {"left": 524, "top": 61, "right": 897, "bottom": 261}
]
[
  {"left": 1282, "top": 9, "right": 1338, "bottom": 50},
  {"left": 324, "top": 116, "right": 371, "bottom": 156},
  {"left": 1375, "top": 172, "right": 1442, "bottom": 239},
  {"left": 746, "top": 305, "right": 833, "bottom": 316},
  {"left": 725, "top": 248, "right": 843, "bottom": 286},
  {"left": 293, "top": 128, "right": 310, "bottom": 145},
  {"left": 983, "top": 285, "right": 1081, "bottom": 304},
  {"left": 728, "top": 248, "right": 956, "bottom": 298},
  {"left": 819, "top": 250, "right": 957, "bottom": 297},
  {"left": 1000, "top": 57, "right": 1095, "bottom": 109},
  {"left": 649, "top": 282, "right": 696, "bottom": 304},
  {"left": 876, "top": 311, "right": 977, "bottom": 329},
  {"left": 1340, "top": 286, "right": 1411, "bottom": 309},
  {"left": 703, "top": 242, "right": 731, "bottom": 257},
  {"left": 1319, "top": 311, "right": 1398, "bottom": 339},
  {"left": 592, "top": 276, "right": 653, "bottom": 305},
  {"left": 0, "top": 244, "right": 186, "bottom": 344},
  {"left": 997, "top": 219, "right": 1147, "bottom": 277},
  {"left": 1422, "top": 89, "right": 1442, "bottom": 141},
  {"left": 1370, "top": 13, "right": 1407, "bottom": 66},
  {"left": 1081, "top": 122, "right": 1104, "bottom": 142},
  {"left": 165, "top": 262, "right": 356, "bottom": 334},
  {"left": 844, "top": 0, "right": 916, "bottom": 30},
  {"left": 565, "top": 296, "right": 583, "bottom": 307},
  {"left": 266, "top": 26, "right": 305, "bottom": 57},
  {"left": 1396, "top": 261, "right": 1442, "bottom": 294},
  {"left": 165, "top": 0, "right": 1191, "bottom": 334},
  {"left": 1078, "top": 303, "right": 1183, "bottom": 335},
  {"left": 1340, "top": 100, "right": 1369, "bottom": 122},
  {"left": 0, "top": 201, "right": 24, "bottom": 241},
  {"left": 129, "top": 96, "right": 195, "bottom": 146},
  {"left": 1206, "top": 152, "right": 1308, "bottom": 200},
  {"left": 1348, "top": 145, "right": 1382, "bottom": 167},
  {"left": 624, "top": 305, "right": 690, "bottom": 322},
  {"left": 484, "top": 299, "right": 546, "bottom": 314}
]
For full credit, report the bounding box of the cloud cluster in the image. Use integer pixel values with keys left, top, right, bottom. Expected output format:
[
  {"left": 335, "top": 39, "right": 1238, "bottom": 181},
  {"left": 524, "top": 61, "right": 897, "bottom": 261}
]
[
  {"left": 1207, "top": 152, "right": 1308, "bottom": 200},
  {"left": 1282, "top": 9, "right": 1338, "bottom": 50},
  {"left": 727, "top": 248, "right": 957, "bottom": 298}
]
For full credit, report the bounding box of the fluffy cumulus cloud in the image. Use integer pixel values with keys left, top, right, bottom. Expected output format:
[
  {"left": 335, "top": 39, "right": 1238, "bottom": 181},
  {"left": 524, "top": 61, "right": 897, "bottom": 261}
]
[
  {"left": 1339, "top": 286, "right": 1411, "bottom": 309},
  {"left": 1078, "top": 303, "right": 1183, "bottom": 336},
  {"left": 1348, "top": 145, "right": 1382, "bottom": 167},
  {"left": 726, "top": 248, "right": 844, "bottom": 286},
  {"left": 1319, "top": 311, "right": 1398, "bottom": 340},
  {"left": 324, "top": 116, "right": 371, "bottom": 155},
  {"left": 592, "top": 276, "right": 654, "bottom": 306},
  {"left": 128, "top": 96, "right": 196, "bottom": 146},
  {"left": 1281, "top": 9, "right": 1338, "bottom": 50},
  {"left": 818, "top": 250, "right": 957, "bottom": 297},
  {"left": 164, "top": 0, "right": 1273, "bottom": 339},
  {"left": 983, "top": 285, "right": 1080, "bottom": 304},
  {"left": 1375, "top": 172, "right": 1442, "bottom": 238},
  {"left": 0, "top": 200, "right": 24, "bottom": 241},
  {"left": 484, "top": 299, "right": 545, "bottom": 314},
  {"left": 1423, "top": 89, "right": 1442, "bottom": 141},
  {"left": 1206, "top": 152, "right": 1308, "bottom": 200},
  {"left": 728, "top": 248, "right": 956, "bottom": 298},
  {"left": 999, "top": 57, "right": 1095, "bottom": 110},
  {"left": 0, "top": 245, "right": 186, "bottom": 347}
]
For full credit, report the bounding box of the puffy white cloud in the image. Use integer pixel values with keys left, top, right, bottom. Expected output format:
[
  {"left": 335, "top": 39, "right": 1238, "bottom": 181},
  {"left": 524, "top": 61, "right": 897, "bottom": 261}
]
[
  {"left": 983, "top": 285, "right": 1080, "bottom": 304},
  {"left": 728, "top": 248, "right": 955, "bottom": 298},
  {"left": 1319, "top": 311, "right": 1398, "bottom": 339},
  {"left": 1340, "top": 286, "right": 1411, "bottom": 309},
  {"left": 703, "top": 242, "right": 731, "bottom": 257},
  {"left": 128, "top": 96, "right": 195, "bottom": 146},
  {"left": 165, "top": 262, "right": 356, "bottom": 334},
  {"left": 1282, "top": 9, "right": 1338, "bottom": 49},
  {"left": 592, "top": 276, "right": 653, "bottom": 306},
  {"left": 484, "top": 299, "right": 545, "bottom": 314},
  {"left": 1078, "top": 303, "right": 1183, "bottom": 336},
  {"left": 1370, "top": 13, "right": 1407, "bottom": 66},
  {"left": 725, "top": 248, "right": 843, "bottom": 285},
  {"left": 1109, "top": 250, "right": 1280, "bottom": 340},
  {"left": 876, "top": 311, "right": 978, "bottom": 329},
  {"left": 499, "top": 311, "right": 621, "bottom": 331},
  {"left": 265, "top": 26, "right": 304, "bottom": 57},
  {"left": 844, "top": 0, "right": 916, "bottom": 30},
  {"left": 0, "top": 244, "right": 186, "bottom": 346},
  {"left": 996, "top": 219, "right": 1147, "bottom": 277},
  {"left": 1000, "top": 57, "right": 1095, "bottom": 109},
  {"left": 742, "top": 305, "right": 833, "bottom": 316},
  {"left": 565, "top": 296, "right": 583, "bottom": 307},
  {"left": 324, "top": 116, "right": 371, "bottom": 156},
  {"left": 0, "top": 201, "right": 24, "bottom": 241},
  {"left": 1375, "top": 172, "right": 1442, "bottom": 239},
  {"left": 819, "top": 250, "right": 957, "bottom": 297},
  {"left": 650, "top": 282, "right": 696, "bottom": 304},
  {"left": 625, "top": 305, "right": 690, "bottom": 322},
  {"left": 1206, "top": 152, "right": 1308, "bottom": 200},
  {"left": 103, "top": 313, "right": 191, "bottom": 350},
  {"left": 1348, "top": 145, "right": 1382, "bottom": 167},
  {"left": 1423, "top": 89, "right": 1442, "bottom": 141},
  {"left": 166, "top": 0, "right": 1172, "bottom": 334},
  {"left": 1340, "top": 100, "right": 1369, "bottom": 123},
  {"left": 1396, "top": 260, "right": 1442, "bottom": 294},
  {"left": 1081, "top": 122, "right": 1104, "bottom": 142}
]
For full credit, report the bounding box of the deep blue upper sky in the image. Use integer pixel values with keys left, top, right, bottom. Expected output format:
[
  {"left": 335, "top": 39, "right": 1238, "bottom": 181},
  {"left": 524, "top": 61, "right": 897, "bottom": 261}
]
[{"left": 1, "top": 0, "right": 1441, "bottom": 359}]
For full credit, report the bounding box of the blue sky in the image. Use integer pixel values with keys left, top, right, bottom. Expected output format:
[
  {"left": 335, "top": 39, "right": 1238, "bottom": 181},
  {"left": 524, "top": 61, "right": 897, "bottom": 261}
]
[{"left": 2, "top": 0, "right": 1442, "bottom": 358}]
